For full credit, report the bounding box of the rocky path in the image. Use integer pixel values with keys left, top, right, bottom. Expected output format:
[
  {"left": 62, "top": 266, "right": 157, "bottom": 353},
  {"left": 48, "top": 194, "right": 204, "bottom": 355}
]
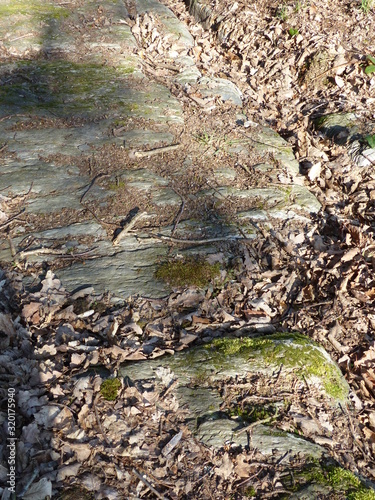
[
  {"left": 1, "top": 0, "right": 375, "bottom": 498},
  {"left": 0, "top": 0, "right": 321, "bottom": 298}
]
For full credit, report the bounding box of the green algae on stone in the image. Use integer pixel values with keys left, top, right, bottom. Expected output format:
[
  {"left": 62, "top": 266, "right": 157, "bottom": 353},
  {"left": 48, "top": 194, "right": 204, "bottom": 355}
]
[
  {"left": 0, "top": 61, "right": 183, "bottom": 121},
  {"left": 155, "top": 256, "right": 221, "bottom": 288},
  {"left": 209, "top": 333, "right": 349, "bottom": 401},
  {"left": 124, "top": 332, "right": 349, "bottom": 403},
  {"left": 100, "top": 378, "right": 122, "bottom": 401},
  {"left": 0, "top": 0, "right": 69, "bottom": 19}
]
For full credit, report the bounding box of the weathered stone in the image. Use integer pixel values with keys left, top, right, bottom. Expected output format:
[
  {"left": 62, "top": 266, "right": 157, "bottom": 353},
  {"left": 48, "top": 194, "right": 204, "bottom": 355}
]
[
  {"left": 198, "top": 184, "right": 321, "bottom": 215},
  {"left": 196, "top": 77, "right": 243, "bottom": 106},
  {"left": 175, "top": 66, "right": 202, "bottom": 85},
  {"left": 197, "top": 420, "right": 326, "bottom": 459},
  {"left": 120, "top": 333, "right": 348, "bottom": 452},
  {"left": 253, "top": 126, "right": 301, "bottom": 176},
  {"left": 213, "top": 167, "right": 237, "bottom": 182},
  {"left": 116, "top": 129, "right": 175, "bottom": 149},
  {"left": 33, "top": 222, "right": 107, "bottom": 241},
  {"left": 115, "top": 169, "right": 181, "bottom": 206},
  {"left": 57, "top": 235, "right": 170, "bottom": 299},
  {"left": 0, "top": 162, "right": 109, "bottom": 209},
  {"left": 0, "top": 61, "right": 183, "bottom": 122},
  {"left": 136, "top": 0, "right": 194, "bottom": 49}
]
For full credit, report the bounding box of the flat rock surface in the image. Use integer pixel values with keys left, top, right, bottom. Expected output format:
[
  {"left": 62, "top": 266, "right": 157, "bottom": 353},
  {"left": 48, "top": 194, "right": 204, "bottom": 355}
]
[{"left": 0, "top": 0, "right": 320, "bottom": 300}]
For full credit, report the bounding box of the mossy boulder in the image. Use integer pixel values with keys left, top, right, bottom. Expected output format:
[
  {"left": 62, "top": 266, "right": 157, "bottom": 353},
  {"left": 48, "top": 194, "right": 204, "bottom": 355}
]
[
  {"left": 159, "top": 332, "right": 349, "bottom": 402},
  {"left": 120, "top": 332, "right": 349, "bottom": 459},
  {"left": 206, "top": 333, "right": 349, "bottom": 401},
  {"left": 121, "top": 332, "right": 349, "bottom": 403}
]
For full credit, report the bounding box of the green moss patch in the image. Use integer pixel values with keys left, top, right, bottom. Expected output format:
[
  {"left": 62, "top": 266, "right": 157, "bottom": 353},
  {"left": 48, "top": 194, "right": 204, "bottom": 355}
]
[
  {"left": 0, "top": 0, "right": 69, "bottom": 19},
  {"left": 210, "top": 333, "right": 349, "bottom": 401},
  {"left": 288, "top": 464, "right": 375, "bottom": 499},
  {"left": 228, "top": 403, "right": 277, "bottom": 423},
  {"left": 0, "top": 61, "right": 144, "bottom": 117},
  {"left": 100, "top": 378, "right": 122, "bottom": 401},
  {"left": 155, "top": 256, "right": 221, "bottom": 288}
]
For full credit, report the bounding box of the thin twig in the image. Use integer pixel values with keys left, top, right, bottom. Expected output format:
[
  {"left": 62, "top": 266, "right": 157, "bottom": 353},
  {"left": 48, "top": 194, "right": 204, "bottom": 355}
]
[
  {"left": 112, "top": 211, "right": 148, "bottom": 245},
  {"left": 339, "top": 403, "right": 367, "bottom": 457},
  {"left": 171, "top": 198, "right": 185, "bottom": 237},
  {"left": 10, "top": 33, "right": 34, "bottom": 42},
  {"left": 145, "top": 232, "right": 250, "bottom": 245},
  {"left": 0, "top": 208, "right": 25, "bottom": 230},
  {"left": 93, "top": 394, "right": 112, "bottom": 446},
  {"left": 81, "top": 205, "right": 117, "bottom": 227},
  {"left": 17, "top": 246, "right": 98, "bottom": 260},
  {"left": 7, "top": 235, "right": 20, "bottom": 268},
  {"left": 161, "top": 379, "right": 179, "bottom": 399},
  {"left": 129, "top": 143, "right": 181, "bottom": 158},
  {"left": 310, "top": 58, "right": 358, "bottom": 82},
  {"left": 238, "top": 129, "right": 291, "bottom": 150},
  {"left": 18, "top": 248, "right": 70, "bottom": 259},
  {"left": 18, "top": 467, "right": 40, "bottom": 497},
  {"left": 132, "top": 468, "right": 167, "bottom": 500},
  {"left": 79, "top": 173, "right": 109, "bottom": 203}
]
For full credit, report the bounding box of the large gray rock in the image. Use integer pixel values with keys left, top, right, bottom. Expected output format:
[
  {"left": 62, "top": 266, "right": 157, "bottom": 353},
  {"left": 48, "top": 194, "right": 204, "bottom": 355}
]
[{"left": 120, "top": 333, "right": 349, "bottom": 451}]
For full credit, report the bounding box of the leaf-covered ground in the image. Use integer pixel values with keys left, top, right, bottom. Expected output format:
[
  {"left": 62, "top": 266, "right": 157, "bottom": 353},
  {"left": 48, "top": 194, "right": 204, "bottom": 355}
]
[{"left": 1, "top": 0, "right": 375, "bottom": 498}]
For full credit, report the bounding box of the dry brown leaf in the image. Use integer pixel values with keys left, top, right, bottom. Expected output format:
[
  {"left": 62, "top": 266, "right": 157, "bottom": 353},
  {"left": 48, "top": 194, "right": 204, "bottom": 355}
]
[
  {"left": 192, "top": 315, "right": 211, "bottom": 324},
  {"left": 125, "top": 350, "right": 147, "bottom": 361},
  {"left": 354, "top": 345, "right": 375, "bottom": 368},
  {"left": 243, "top": 309, "right": 267, "bottom": 320},
  {"left": 214, "top": 453, "right": 234, "bottom": 480},
  {"left": 363, "top": 426, "right": 375, "bottom": 444},
  {"left": 234, "top": 455, "right": 251, "bottom": 478},
  {"left": 21, "top": 302, "right": 41, "bottom": 324}
]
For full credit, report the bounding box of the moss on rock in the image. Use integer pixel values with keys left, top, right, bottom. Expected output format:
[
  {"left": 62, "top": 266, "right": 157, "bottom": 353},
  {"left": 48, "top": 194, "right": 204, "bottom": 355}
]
[
  {"left": 0, "top": 0, "right": 69, "bottom": 19},
  {"left": 155, "top": 256, "right": 221, "bottom": 288},
  {"left": 209, "top": 333, "right": 349, "bottom": 401},
  {"left": 288, "top": 463, "right": 375, "bottom": 499},
  {"left": 100, "top": 378, "right": 122, "bottom": 401}
]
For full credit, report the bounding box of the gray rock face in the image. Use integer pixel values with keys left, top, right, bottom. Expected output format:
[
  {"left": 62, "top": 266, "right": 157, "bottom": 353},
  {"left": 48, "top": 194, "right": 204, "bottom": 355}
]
[
  {"left": 197, "top": 421, "right": 325, "bottom": 460},
  {"left": 57, "top": 237, "right": 170, "bottom": 298},
  {"left": 0, "top": 0, "right": 320, "bottom": 296},
  {"left": 0, "top": 0, "right": 321, "bottom": 300},
  {"left": 120, "top": 333, "right": 348, "bottom": 454}
]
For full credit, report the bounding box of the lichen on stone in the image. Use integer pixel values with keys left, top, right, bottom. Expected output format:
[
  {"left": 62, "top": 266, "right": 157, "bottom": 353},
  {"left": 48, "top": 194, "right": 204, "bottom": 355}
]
[{"left": 290, "top": 463, "right": 375, "bottom": 499}]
